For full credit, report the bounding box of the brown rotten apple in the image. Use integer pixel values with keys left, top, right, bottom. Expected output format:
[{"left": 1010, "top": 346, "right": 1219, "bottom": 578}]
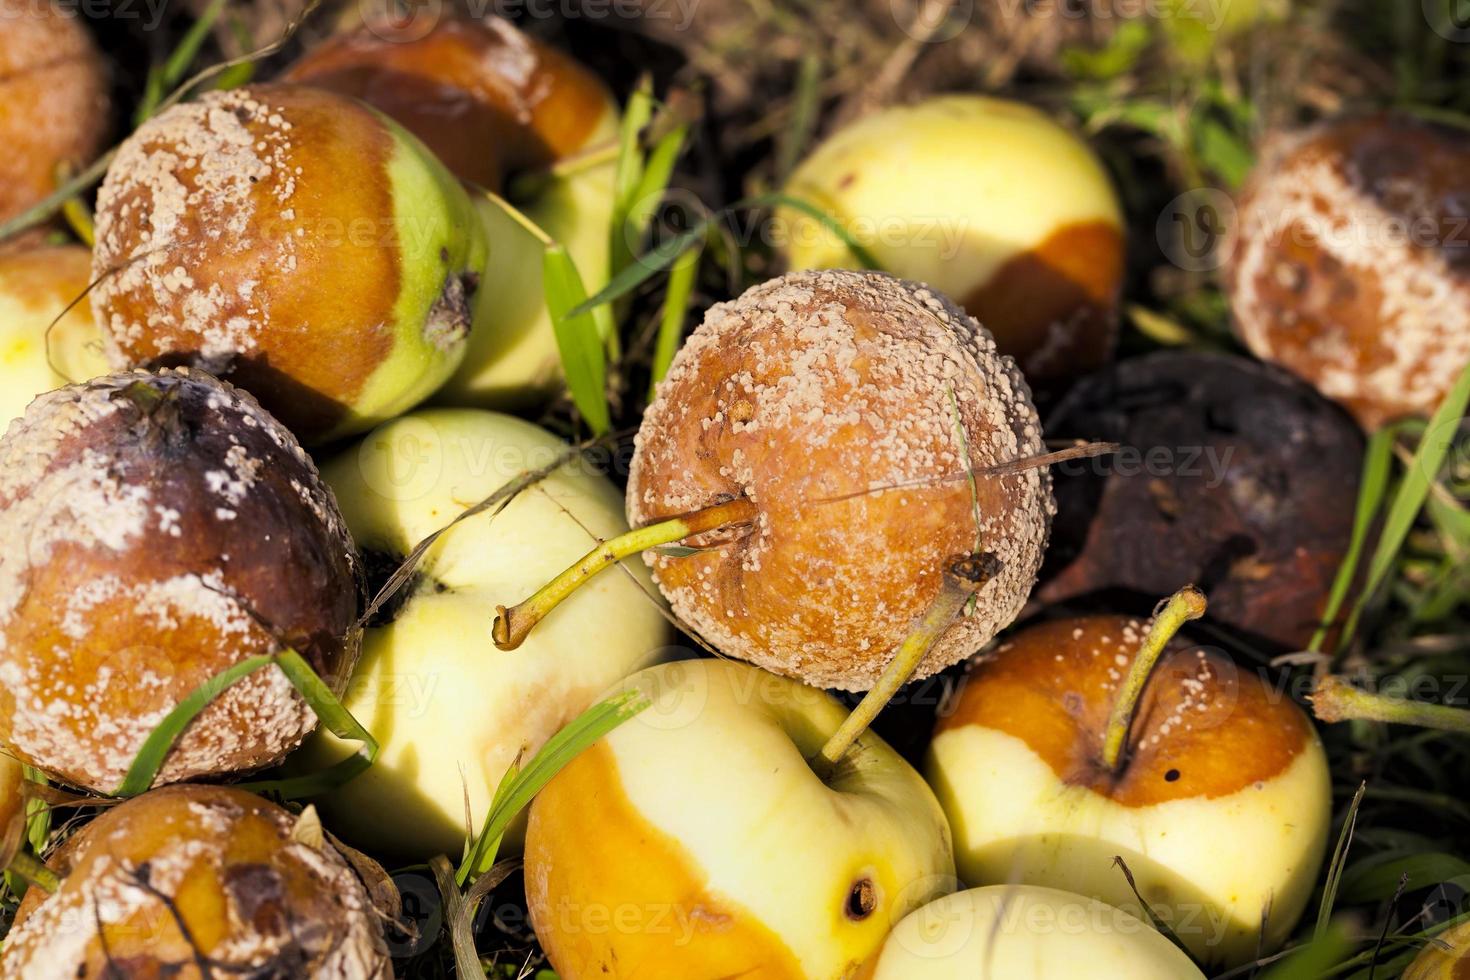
[
  {"left": 286, "top": 14, "right": 621, "bottom": 407},
  {"left": 0, "top": 0, "right": 109, "bottom": 228},
  {"left": 926, "top": 598, "right": 1332, "bottom": 969},
  {"left": 2, "top": 785, "right": 391, "bottom": 977},
  {"left": 496, "top": 269, "right": 1055, "bottom": 691},
  {"left": 0, "top": 369, "right": 359, "bottom": 793},
  {"left": 1228, "top": 113, "right": 1470, "bottom": 430},
  {"left": 90, "top": 84, "right": 488, "bottom": 443}
]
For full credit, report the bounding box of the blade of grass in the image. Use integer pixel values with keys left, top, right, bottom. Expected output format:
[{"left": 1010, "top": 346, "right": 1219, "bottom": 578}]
[
  {"left": 648, "top": 242, "right": 702, "bottom": 397},
  {"left": 116, "top": 648, "right": 377, "bottom": 798},
  {"left": 1341, "top": 361, "right": 1470, "bottom": 648},
  {"left": 457, "top": 689, "right": 651, "bottom": 884},
  {"left": 774, "top": 53, "right": 824, "bottom": 184},
  {"left": 1310, "top": 426, "right": 1401, "bottom": 655},
  {"left": 545, "top": 244, "right": 612, "bottom": 435},
  {"left": 135, "top": 0, "right": 231, "bottom": 125},
  {"left": 608, "top": 77, "right": 655, "bottom": 280},
  {"left": 746, "top": 192, "right": 883, "bottom": 271},
  {"left": 1261, "top": 922, "right": 1356, "bottom": 980},
  {"left": 1318, "top": 782, "right": 1368, "bottom": 938},
  {"left": 568, "top": 224, "right": 709, "bottom": 319}
]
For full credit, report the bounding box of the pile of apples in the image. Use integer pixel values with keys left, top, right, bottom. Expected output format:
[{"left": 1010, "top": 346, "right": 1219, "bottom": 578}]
[{"left": 0, "top": 2, "right": 1467, "bottom": 979}]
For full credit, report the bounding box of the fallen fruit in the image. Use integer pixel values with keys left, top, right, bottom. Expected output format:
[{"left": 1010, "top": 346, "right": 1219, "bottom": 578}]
[
  {"left": 1227, "top": 113, "right": 1470, "bottom": 430},
  {"left": 779, "top": 95, "right": 1125, "bottom": 385},
  {"left": 1, "top": 784, "right": 391, "bottom": 977},
  {"left": 525, "top": 657, "right": 955, "bottom": 979},
  {"left": 90, "top": 83, "right": 489, "bottom": 443},
  {"left": 497, "top": 269, "right": 1054, "bottom": 692},
  {"left": 294, "top": 408, "right": 670, "bottom": 858},
  {"left": 287, "top": 14, "right": 620, "bottom": 407},
  {"left": 926, "top": 598, "right": 1332, "bottom": 969},
  {"left": 0, "top": 0, "right": 109, "bottom": 226},
  {"left": 1039, "top": 350, "right": 1363, "bottom": 652},
  {"left": 1405, "top": 918, "right": 1470, "bottom": 979},
  {"left": 866, "top": 884, "right": 1207, "bottom": 979},
  {"left": 0, "top": 245, "right": 110, "bottom": 427},
  {"left": 0, "top": 369, "right": 360, "bottom": 793}
]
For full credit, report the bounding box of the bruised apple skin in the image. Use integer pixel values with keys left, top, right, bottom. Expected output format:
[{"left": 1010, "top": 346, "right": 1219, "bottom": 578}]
[
  {"left": 926, "top": 615, "right": 1332, "bottom": 969},
  {"left": 866, "top": 885, "right": 1207, "bottom": 980},
  {"left": 0, "top": 245, "right": 110, "bottom": 426},
  {"left": 287, "top": 15, "right": 621, "bottom": 407},
  {"left": 1039, "top": 351, "right": 1363, "bottom": 652},
  {"left": 90, "top": 84, "right": 489, "bottom": 444},
  {"left": 2, "top": 785, "right": 390, "bottom": 978},
  {"left": 0, "top": 369, "right": 359, "bottom": 793},
  {"left": 526, "top": 658, "right": 955, "bottom": 980},
  {"left": 1227, "top": 114, "right": 1470, "bottom": 430},
  {"left": 628, "top": 269, "right": 1053, "bottom": 692},
  {"left": 779, "top": 96, "right": 1125, "bottom": 385},
  {"left": 0, "top": 0, "right": 109, "bottom": 227}
]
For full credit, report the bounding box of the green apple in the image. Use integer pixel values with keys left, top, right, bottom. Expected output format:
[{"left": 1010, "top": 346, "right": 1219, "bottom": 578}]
[
  {"left": 867, "top": 885, "right": 1206, "bottom": 979},
  {"left": 925, "top": 614, "right": 1332, "bottom": 970},
  {"left": 525, "top": 657, "right": 955, "bottom": 979},
  {"left": 778, "top": 95, "right": 1125, "bottom": 383},
  {"left": 0, "top": 245, "right": 109, "bottom": 428},
  {"left": 296, "top": 408, "right": 669, "bottom": 858}
]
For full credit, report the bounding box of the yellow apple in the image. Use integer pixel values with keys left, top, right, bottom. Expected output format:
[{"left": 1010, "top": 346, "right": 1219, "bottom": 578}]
[
  {"left": 295, "top": 409, "right": 669, "bottom": 859},
  {"left": 925, "top": 615, "right": 1332, "bottom": 970},
  {"left": 0, "top": 245, "right": 108, "bottom": 428},
  {"left": 867, "top": 884, "right": 1207, "bottom": 979},
  {"left": 0, "top": 752, "right": 22, "bottom": 838},
  {"left": 1406, "top": 919, "right": 1470, "bottom": 979},
  {"left": 778, "top": 95, "right": 1125, "bottom": 383},
  {"left": 525, "top": 658, "right": 956, "bottom": 979}
]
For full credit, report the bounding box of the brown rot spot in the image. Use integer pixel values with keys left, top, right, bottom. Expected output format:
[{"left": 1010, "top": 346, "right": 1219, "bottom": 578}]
[
  {"left": 225, "top": 863, "right": 288, "bottom": 935},
  {"left": 845, "top": 877, "right": 878, "bottom": 921}
]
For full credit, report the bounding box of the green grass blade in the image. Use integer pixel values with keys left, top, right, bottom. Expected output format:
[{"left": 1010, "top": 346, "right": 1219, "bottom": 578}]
[
  {"left": 1260, "top": 922, "right": 1355, "bottom": 980},
  {"left": 1342, "top": 361, "right": 1470, "bottom": 648},
  {"left": 1309, "top": 426, "right": 1400, "bottom": 653},
  {"left": 609, "top": 78, "right": 655, "bottom": 279},
  {"left": 622, "top": 124, "right": 688, "bottom": 260},
  {"left": 648, "top": 242, "right": 702, "bottom": 397},
  {"left": 114, "top": 653, "right": 276, "bottom": 796},
  {"left": 458, "top": 689, "right": 652, "bottom": 884},
  {"left": 567, "top": 224, "right": 709, "bottom": 320},
  {"left": 742, "top": 192, "right": 883, "bottom": 271},
  {"left": 545, "top": 244, "right": 612, "bottom": 435},
  {"left": 135, "top": 0, "right": 231, "bottom": 126},
  {"left": 774, "top": 53, "right": 824, "bottom": 184},
  {"left": 1317, "top": 782, "right": 1367, "bottom": 938}
]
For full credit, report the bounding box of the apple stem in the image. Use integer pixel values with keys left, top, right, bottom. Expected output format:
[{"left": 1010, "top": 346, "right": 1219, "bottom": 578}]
[
  {"left": 810, "top": 554, "right": 995, "bottom": 781},
  {"left": 493, "top": 497, "right": 759, "bottom": 650},
  {"left": 6, "top": 850, "right": 59, "bottom": 894},
  {"left": 1311, "top": 675, "right": 1470, "bottom": 733},
  {"left": 1100, "top": 586, "right": 1208, "bottom": 774}
]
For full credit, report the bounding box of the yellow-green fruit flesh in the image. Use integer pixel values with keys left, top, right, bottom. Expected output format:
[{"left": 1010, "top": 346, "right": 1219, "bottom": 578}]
[{"left": 297, "top": 408, "right": 669, "bottom": 858}]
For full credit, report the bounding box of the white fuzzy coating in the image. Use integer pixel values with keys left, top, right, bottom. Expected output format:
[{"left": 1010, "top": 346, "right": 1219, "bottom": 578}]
[
  {"left": 0, "top": 369, "right": 357, "bottom": 791},
  {"left": 1230, "top": 120, "right": 1470, "bottom": 426},
  {"left": 2, "top": 788, "right": 389, "bottom": 978},
  {"left": 628, "top": 269, "right": 1054, "bottom": 690}
]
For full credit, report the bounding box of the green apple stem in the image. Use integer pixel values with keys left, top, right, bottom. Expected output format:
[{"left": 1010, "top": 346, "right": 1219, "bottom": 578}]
[
  {"left": 6, "top": 850, "right": 59, "bottom": 893},
  {"left": 1100, "top": 586, "right": 1208, "bottom": 773},
  {"left": 493, "top": 497, "right": 759, "bottom": 650},
  {"left": 810, "top": 554, "right": 995, "bottom": 781},
  {"left": 1311, "top": 676, "right": 1470, "bottom": 733}
]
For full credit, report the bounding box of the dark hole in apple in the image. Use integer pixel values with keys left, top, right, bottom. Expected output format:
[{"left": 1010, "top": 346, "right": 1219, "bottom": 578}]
[
  {"left": 846, "top": 878, "right": 877, "bottom": 921},
  {"left": 361, "top": 549, "right": 424, "bottom": 628},
  {"left": 1165, "top": 768, "right": 1181, "bottom": 782}
]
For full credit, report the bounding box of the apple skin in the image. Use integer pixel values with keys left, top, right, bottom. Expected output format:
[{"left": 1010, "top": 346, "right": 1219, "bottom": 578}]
[
  {"left": 865, "top": 884, "right": 1206, "bottom": 979},
  {"left": 91, "top": 84, "right": 489, "bottom": 444},
  {"left": 285, "top": 15, "right": 621, "bottom": 409},
  {"left": 525, "top": 658, "right": 956, "bottom": 979},
  {"left": 0, "top": 752, "right": 21, "bottom": 838},
  {"left": 1405, "top": 919, "right": 1470, "bottom": 979},
  {"left": 294, "top": 408, "right": 670, "bottom": 859},
  {"left": 925, "top": 615, "right": 1332, "bottom": 970},
  {"left": 0, "top": 245, "right": 110, "bottom": 427},
  {"left": 778, "top": 95, "right": 1124, "bottom": 384}
]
